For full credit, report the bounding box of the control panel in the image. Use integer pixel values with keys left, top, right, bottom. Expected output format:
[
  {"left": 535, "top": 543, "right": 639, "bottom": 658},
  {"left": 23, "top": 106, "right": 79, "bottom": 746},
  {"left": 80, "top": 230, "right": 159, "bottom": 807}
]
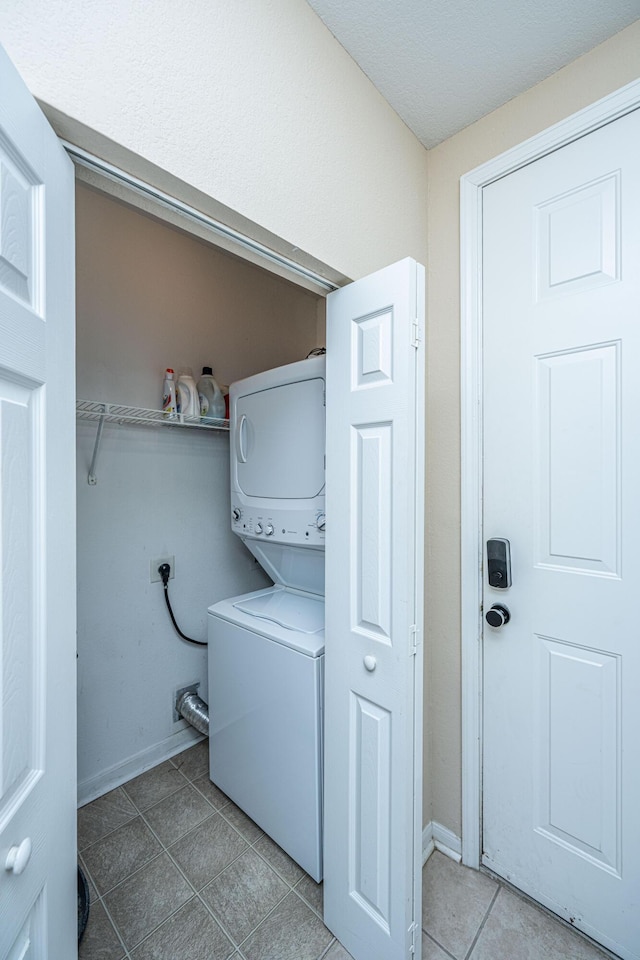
[{"left": 232, "top": 505, "right": 326, "bottom": 546}]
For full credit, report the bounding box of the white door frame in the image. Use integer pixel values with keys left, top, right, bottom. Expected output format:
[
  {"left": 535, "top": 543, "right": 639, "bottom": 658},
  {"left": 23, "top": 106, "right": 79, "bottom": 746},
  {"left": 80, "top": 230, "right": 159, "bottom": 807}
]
[{"left": 460, "top": 77, "right": 640, "bottom": 869}]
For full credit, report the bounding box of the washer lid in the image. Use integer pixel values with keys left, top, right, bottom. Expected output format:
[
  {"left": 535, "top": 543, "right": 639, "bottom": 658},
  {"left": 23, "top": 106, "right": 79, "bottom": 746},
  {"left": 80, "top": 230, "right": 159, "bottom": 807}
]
[
  {"left": 233, "top": 587, "right": 324, "bottom": 634},
  {"left": 209, "top": 586, "right": 325, "bottom": 657}
]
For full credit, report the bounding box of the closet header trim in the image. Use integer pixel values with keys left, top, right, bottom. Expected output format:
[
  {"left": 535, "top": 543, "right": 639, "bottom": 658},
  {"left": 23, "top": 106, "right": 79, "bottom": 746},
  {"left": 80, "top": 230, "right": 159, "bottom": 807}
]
[{"left": 62, "top": 140, "right": 339, "bottom": 295}]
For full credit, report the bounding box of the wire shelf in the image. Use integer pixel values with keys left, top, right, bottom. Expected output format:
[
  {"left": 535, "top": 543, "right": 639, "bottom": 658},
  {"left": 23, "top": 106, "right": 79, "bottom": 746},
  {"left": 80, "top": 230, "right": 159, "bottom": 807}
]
[
  {"left": 76, "top": 400, "right": 229, "bottom": 485},
  {"left": 76, "top": 399, "right": 229, "bottom": 431}
]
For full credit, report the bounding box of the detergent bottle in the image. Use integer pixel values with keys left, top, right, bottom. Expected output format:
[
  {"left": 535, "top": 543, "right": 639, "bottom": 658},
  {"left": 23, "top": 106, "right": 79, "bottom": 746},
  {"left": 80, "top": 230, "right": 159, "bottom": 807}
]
[
  {"left": 197, "top": 366, "right": 226, "bottom": 421},
  {"left": 176, "top": 369, "right": 199, "bottom": 418}
]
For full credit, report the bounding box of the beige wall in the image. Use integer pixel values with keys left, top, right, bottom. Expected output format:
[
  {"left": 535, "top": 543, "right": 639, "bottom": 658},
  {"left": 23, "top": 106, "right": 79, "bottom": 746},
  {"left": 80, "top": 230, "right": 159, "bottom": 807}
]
[
  {"left": 0, "top": 0, "right": 429, "bottom": 282},
  {"left": 76, "top": 184, "right": 322, "bottom": 407},
  {"left": 425, "top": 20, "right": 640, "bottom": 834}
]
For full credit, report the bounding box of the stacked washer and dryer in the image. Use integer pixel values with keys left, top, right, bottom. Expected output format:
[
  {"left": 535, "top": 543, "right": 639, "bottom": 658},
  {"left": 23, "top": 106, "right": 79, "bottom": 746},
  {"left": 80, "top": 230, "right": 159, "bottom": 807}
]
[{"left": 207, "top": 356, "right": 326, "bottom": 882}]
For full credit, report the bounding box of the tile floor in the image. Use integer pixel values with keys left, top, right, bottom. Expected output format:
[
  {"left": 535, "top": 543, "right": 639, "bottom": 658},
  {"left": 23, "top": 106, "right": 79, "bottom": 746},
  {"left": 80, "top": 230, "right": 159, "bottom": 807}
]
[{"left": 78, "top": 741, "right": 613, "bottom": 960}]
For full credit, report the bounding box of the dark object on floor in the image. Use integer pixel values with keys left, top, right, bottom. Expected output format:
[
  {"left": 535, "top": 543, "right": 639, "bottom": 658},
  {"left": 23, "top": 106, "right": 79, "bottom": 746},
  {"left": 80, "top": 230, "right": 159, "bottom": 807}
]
[{"left": 78, "top": 865, "right": 90, "bottom": 942}]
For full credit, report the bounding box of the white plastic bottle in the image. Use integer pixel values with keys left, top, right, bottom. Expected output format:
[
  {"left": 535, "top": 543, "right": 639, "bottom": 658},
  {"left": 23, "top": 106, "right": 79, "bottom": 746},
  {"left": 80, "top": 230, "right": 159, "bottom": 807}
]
[
  {"left": 176, "top": 370, "right": 200, "bottom": 418},
  {"left": 197, "top": 366, "right": 226, "bottom": 421},
  {"left": 162, "top": 368, "right": 177, "bottom": 417}
]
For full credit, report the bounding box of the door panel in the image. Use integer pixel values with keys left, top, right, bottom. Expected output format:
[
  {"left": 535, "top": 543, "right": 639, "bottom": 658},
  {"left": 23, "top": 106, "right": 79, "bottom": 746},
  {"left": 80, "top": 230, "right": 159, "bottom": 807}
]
[
  {"left": 350, "top": 695, "right": 392, "bottom": 923},
  {"left": 482, "top": 108, "right": 640, "bottom": 960},
  {"left": 324, "top": 259, "right": 424, "bottom": 960},
  {"left": 6, "top": 888, "right": 45, "bottom": 960},
  {"left": 0, "top": 137, "right": 43, "bottom": 313},
  {"left": 1, "top": 381, "right": 43, "bottom": 796},
  {"left": 0, "top": 43, "right": 76, "bottom": 957},
  {"left": 534, "top": 343, "right": 620, "bottom": 575},
  {"left": 355, "top": 421, "right": 392, "bottom": 640},
  {"left": 534, "top": 636, "right": 620, "bottom": 873},
  {"left": 535, "top": 171, "right": 620, "bottom": 298}
]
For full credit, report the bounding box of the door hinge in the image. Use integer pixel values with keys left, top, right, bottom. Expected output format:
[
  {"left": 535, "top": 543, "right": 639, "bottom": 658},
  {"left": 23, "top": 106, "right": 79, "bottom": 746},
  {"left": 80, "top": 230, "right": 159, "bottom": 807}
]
[
  {"left": 410, "top": 624, "right": 419, "bottom": 655},
  {"left": 408, "top": 919, "right": 419, "bottom": 954},
  {"left": 411, "top": 318, "right": 421, "bottom": 348}
]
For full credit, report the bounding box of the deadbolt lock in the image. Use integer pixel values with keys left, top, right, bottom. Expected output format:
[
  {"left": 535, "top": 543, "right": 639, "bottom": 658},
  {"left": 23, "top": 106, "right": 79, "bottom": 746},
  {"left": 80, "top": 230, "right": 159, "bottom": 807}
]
[{"left": 487, "top": 538, "right": 512, "bottom": 588}]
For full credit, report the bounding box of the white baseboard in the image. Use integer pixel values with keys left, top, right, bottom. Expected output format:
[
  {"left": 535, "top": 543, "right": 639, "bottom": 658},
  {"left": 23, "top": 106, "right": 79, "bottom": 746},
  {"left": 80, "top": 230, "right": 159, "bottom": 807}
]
[
  {"left": 77, "top": 728, "right": 204, "bottom": 807},
  {"left": 423, "top": 821, "right": 463, "bottom": 865},
  {"left": 423, "top": 829, "right": 435, "bottom": 864}
]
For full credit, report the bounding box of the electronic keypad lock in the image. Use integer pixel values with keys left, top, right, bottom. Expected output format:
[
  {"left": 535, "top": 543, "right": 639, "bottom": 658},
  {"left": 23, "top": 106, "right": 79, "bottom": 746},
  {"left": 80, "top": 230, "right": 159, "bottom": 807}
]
[{"left": 487, "top": 538, "right": 512, "bottom": 588}]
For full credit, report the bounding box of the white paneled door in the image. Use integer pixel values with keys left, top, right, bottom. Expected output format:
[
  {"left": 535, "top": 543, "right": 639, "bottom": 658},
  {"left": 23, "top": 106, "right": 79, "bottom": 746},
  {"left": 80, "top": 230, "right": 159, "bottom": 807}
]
[
  {"left": 0, "top": 45, "right": 76, "bottom": 956},
  {"left": 482, "top": 108, "right": 640, "bottom": 959},
  {"left": 324, "top": 259, "right": 424, "bottom": 960}
]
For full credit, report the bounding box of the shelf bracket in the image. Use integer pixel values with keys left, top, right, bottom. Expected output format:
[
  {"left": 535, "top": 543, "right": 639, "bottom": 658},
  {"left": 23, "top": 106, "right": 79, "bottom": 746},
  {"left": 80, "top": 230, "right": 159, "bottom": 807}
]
[
  {"left": 76, "top": 399, "right": 229, "bottom": 485},
  {"left": 88, "top": 407, "right": 107, "bottom": 485}
]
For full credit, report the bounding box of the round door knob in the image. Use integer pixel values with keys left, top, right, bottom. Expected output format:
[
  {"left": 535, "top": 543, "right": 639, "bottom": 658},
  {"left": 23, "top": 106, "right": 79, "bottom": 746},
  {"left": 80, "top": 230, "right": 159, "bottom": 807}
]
[
  {"left": 363, "top": 655, "right": 377, "bottom": 672},
  {"left": 255, "top": 522, "right": 263, "bottom": 535},
  {"left": 485, "top": 604, "right": 511, "bottom": 628},
  {"left": 264, "top": 524, "right": 274, "bottom": 536},
  {"left": 316, "top": 513, "right": 326, "bottom": 531},
  {"left": 5, "top": 837, "right": 32, "bottom": 875}
]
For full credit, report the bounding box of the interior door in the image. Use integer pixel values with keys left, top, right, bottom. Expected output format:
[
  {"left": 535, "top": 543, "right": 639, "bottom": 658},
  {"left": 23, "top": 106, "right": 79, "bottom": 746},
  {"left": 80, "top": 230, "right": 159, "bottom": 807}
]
[
  {"left": 482, "top": 109, "right": 640, "bottom": 960},
  {"left": 324, "top": 258, "right": 424, "bottom": 960},
  {"left": 0, "top": 45, "right": 77, "bottom": 956}
]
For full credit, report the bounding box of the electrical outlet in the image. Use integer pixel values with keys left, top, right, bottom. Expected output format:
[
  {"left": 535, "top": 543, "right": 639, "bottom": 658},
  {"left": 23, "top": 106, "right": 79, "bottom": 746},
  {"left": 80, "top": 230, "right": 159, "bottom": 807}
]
[
  {"left": 173, "top": 682, "right": 200, "bottom": 722},
  {"left": 150, "top": 556, "right": 175, "bottom": 582}
]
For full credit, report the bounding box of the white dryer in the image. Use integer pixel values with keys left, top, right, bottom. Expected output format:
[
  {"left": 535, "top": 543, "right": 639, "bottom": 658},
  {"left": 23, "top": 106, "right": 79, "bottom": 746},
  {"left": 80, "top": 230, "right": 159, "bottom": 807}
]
[{"left": 208, "top": 356, "right": 325, "bottom": 881}]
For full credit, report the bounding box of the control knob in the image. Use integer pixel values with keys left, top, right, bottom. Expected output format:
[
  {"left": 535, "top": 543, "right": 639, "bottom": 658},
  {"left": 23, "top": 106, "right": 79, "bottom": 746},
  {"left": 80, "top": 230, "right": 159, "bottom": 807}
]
[
  {"left": 316, "top": 513, "right": 326, "bottom": 531},
  {"left": 232, "top": 507, "right": 241, "bottom": 522},
  {"left": 255, "top": 522, "right": 263, "bottom": 535},
  {"left": 264, "top": 524, "right": 274, "bottom": 537}
]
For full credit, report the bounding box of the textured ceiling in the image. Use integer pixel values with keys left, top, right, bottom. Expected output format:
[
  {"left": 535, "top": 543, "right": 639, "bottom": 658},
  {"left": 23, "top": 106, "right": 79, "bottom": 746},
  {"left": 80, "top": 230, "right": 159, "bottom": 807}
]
[{"left": 306, "top": 0, "right": 640, "bottom": 147}]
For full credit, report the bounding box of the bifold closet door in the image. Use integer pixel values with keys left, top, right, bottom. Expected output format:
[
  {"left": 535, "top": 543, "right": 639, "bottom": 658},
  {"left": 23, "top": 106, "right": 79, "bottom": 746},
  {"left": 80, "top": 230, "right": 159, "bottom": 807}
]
[
  {"left": 324, "top": 258, "right": 425, "bottom": 960},
  {"left": 0, "top": 42, "right": 77, "bottom": 957}
]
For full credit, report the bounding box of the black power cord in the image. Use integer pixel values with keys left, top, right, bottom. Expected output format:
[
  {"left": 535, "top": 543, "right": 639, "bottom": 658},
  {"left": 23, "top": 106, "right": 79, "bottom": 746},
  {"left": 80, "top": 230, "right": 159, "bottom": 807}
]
[{"left": 158, "top": 563, "right": 207, "bottom": 646}]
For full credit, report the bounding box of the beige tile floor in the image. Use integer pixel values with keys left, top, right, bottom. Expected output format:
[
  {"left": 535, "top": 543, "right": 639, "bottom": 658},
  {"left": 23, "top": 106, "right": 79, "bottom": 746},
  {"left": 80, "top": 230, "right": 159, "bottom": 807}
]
[
  {"left": 78, "top": 742, "right": 614, "bottom": 960},
  {"left": 421, "top": 852, "right": 612, "bottom": 960}
]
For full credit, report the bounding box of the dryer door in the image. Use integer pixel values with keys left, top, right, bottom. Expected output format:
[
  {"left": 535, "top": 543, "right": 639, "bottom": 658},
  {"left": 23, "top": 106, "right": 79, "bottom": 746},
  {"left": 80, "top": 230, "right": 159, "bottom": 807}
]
[{"left": 235, "top": 377, "right": 325, "bottom": 499}]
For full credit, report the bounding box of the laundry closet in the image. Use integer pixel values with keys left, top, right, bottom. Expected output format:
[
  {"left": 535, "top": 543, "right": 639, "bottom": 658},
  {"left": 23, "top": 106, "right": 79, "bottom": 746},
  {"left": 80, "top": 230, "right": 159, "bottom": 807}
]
[
  {"left": 74, "top": 181, "right": 326, "bottom": 806},
  {"left": 72, "top": 171, "right": 427, "bottom": 960}
]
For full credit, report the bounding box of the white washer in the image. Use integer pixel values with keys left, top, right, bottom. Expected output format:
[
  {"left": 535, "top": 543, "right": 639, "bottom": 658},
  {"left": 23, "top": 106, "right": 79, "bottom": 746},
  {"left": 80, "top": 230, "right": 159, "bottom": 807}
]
[
  {"left": 208, "top": 356, "right": 326, "bottom": 880},
  {"left": 208, "top": 585, "right": 323, "bottom": 880}
]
